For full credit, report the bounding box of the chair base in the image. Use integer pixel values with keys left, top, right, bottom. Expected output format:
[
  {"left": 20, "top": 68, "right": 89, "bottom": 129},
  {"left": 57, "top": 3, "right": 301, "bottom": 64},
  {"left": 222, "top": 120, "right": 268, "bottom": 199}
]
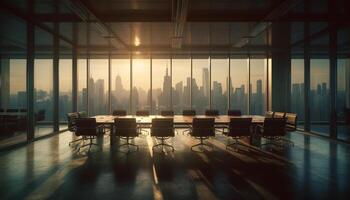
[
  {"left": 260, "top": 136, "right": 294, "bottom": 150},
  {"left": 226, "top": 137, "right": 250, "bottom": 151},
  {"left": 191, "top": 137, "right": 213, "bottom": 152},
  {"left": 78, "top": 136, "right": 99, "bottom": 152},
  {"left": 152, "top": 137, "right": 174, "bottom": 153},
  {"left": 69, "top": 137, "right": 83, "bottom": 146},
  {"left": 117, "top": 137, "right": 139, "bottom": 153}
]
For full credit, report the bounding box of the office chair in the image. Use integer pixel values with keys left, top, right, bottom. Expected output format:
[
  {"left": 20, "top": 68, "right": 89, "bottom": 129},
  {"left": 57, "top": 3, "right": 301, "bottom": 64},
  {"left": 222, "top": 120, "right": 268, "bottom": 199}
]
[
  {"left": 227, "top": 110, "right": 242, "bottom": 116},
  {"left": 67, "top": 112, "right": 82, "bottom": 146},
  {"left": 112, "top": 110, "right": 127, "bottom": 116},
  {"left": 114, "top": 118, "right": 139, "bottom": 153},
  {"left": 274, "top": 112, "right": 286, "bottom": 119},
  {"left": 160, "top": 110, "right": 174, "bottom": 116},
  {"left": 257, "top": 118, "right": 290, "bottom": 149},
  {"left": 151, "top": 118, "right": 175, "bottom": 152},
  {"left": 75, "top": 118, "right": 104, "bottom": 151},
  {"left": 205, "top": 109, "right": 219, "bottom": 116},
  {"left": 224, "top": 118, "right": 252, "bottom": 150},
  {"left": 190, "top": 118, "right": 215, "bottom": 152},
  {"left": 265, "top": 111, "right": 274, "bottom": 118}
]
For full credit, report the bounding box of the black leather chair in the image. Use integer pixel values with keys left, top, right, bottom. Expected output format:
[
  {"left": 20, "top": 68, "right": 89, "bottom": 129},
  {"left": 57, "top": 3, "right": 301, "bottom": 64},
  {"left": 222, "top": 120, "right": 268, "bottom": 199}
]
[
  {"left": 183, "top": 110, "right": 196, "bottom": 116},
  {"left": 274, "top": 112, "right": 286, "bottom": 119},
  {"left": 112, "top": 110, "right": 127, "bottom": 116},
  {"left": 6, "top": 108, "right": 18, "bottom": 113},
  {"left": 227, "top": 110, "right": 242, "bottom": 116},
  {"left": 114, "top": 118, "right": 139, "bottom": 153},
  {"left": 78, "top": 111, "right": 88, "bottom": 118},
  {"left": 151, "top": 118, "right": 175, "bottom": 152},
  {"left": 224, "top": 118, "right": 252, "bottom": 150},
  {"left": 67, "top": 112, "right": 81, "bottom": 146},
  {"left": 265, "top": 111, "right": 274, "bottom": 118},
  {"left": 205, "top": 109, "right": 219, "bottom": 116},
  {"left": 0, "top": 108, "right": 4, "bottom": 113},
  {"left": 35, "top": 109, "right": 46, "bottom": 122},
  {"left": 136, "top": 110, "right": 150, "bottom": 116},
  {"left": 160, "top": 110, "right": 174, "bottom": 116},
  {"left": 284, "top": 113, "right": 297, "bottom": 146},
  {"left": 189, "top": 118, "right": 215, "bottom": 151},
  {"left": 257, "top": 118, "right": 290, "bottom": 148},
  {"left": 75, "top": 118, "right": 104, "bottom": 151}
]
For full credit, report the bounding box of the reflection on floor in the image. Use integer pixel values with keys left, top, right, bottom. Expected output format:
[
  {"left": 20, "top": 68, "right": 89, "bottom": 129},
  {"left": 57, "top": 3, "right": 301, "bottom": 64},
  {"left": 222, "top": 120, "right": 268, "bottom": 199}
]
[
  {"left": 0, "top": 125, "right": 67, "bottom": 149},
  {"left": 0, "top": 130, "right": 349, "bottom": 199}
]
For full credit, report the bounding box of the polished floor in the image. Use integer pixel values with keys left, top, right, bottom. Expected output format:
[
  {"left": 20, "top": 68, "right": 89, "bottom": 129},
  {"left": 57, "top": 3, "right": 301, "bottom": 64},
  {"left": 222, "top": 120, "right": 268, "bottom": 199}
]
[{"left": 0, "top": 130, "right": 349, "bottom": 200}]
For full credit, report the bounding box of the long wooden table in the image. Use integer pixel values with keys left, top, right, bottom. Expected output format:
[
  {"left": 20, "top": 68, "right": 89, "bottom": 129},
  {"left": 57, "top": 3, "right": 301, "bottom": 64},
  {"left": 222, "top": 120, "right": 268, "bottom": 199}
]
[
  {"left": 93, "top": 115, "right": 265, "bottom": 125},
  {"left": 92, "top": 115, "right": 265, "bottom": 145}
]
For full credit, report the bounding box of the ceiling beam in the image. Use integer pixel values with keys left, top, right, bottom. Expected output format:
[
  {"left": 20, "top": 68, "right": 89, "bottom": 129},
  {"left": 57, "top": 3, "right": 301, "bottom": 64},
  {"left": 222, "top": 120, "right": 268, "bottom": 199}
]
[
  {"left": 63, "top": 0, "right": 129, "bottom": 50},
  {"left": 172, "top": 0, "right": 189, "bottom": 49}
]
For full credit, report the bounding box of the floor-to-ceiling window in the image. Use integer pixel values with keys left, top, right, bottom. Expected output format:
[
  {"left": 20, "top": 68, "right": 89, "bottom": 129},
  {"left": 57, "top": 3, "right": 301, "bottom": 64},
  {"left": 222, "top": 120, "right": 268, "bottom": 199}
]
[
  {"left": 88, "top": 59, "right": 109, "bottom": 115},
  {"left": 111, "top": 57, "right": 130, "bottom": 113},
  {"left": 132, "top": 56, "right": 150, "bottom": 114},
  {"left": 172, "top": 57, "right": 191, "bottom": 114},
  {"left": 310, "top": 59, "right": 330, "bottom": 136},
  {"left": 192, "top": 56, "right": 210, "bottom": 114},
  {"left": 59, "top": 58, "right": 72, "bottom": 125},
  {"left": 34, "top": 27, "right": 53, "bottom": 138},
  {"left": 337, "top": 58, "right": 350, "bottom": 141},
  {"left": 78, "top": 59, "right": 87, "bottom": 112},
  {"left": 211, "top": 57, "right": 228, "bottom": 114},
  {"left": 250, "top": 58, "right": 266, "bottom": 115},
  {"left": 291, "top": 59, "right": 305, "bottom": 128},
  {"left": 151, "top": 57, "right": 171, "bottom": 114},
  {"left": 230, "top": 58, "right": 248, "bottom": 114}
]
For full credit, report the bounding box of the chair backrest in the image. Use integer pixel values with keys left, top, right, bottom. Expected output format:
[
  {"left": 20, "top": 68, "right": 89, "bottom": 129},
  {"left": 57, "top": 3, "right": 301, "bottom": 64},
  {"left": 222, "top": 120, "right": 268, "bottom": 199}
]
[
  {"left": 36, "top": 109, "right": 46, "bottom": 121},
  {"left": 205, "top": 110, "right": 219, "bottom": 116},
  {"left": 151, "top": 118, "right": 174, "bottom": 137},
  {"left": 19, "top": 109, "right": 27, "bottom": 113},
  {"left": 227, "top": 110, "right": 242, "bottom": 116},
  {"left": 192, "top": 118, "right": 215, "bottom": 137},
  {"left": 262, "top": 118, "right": 286, "bottom": 136},
  {"left": 0, "top": 108, "right": 4, "bottom": 112},
  {"left": 274, "top": 112, "right": 286, "bottom": 118},
  {"left": 228, "top": 118, "right": 252, "bottom": 137},
  {"left": 112, "top": 110, "right": 127, "bottom": 116},
  {"left": 136, "top": 110, "right": 150, "bottom": 116},
  {"left": 67, "top": 112, "right": 79, "bottom": 132},
  {"left": 285, "top": 113, "right": 297, "bottom": 130},
  {"left": 160, "top": 110, "right": 174, "bottom": 116},
  {"left": 6, "top": 109, "right": 18, "bottom": 113},
  {"left": 78, "top": 111, "right": 88, "bottom": 118},
  {"left": 265, "top": 111, "right": 274, "bottom": 118},
  {"left": 75, "top": 118, "right": 98, "bottom": 136},
  {"left": 182, "top": 110, "right": 196, "bottom": 116},
  {"left": 114, "top": 118, "right": 138, "bottom": 137}
]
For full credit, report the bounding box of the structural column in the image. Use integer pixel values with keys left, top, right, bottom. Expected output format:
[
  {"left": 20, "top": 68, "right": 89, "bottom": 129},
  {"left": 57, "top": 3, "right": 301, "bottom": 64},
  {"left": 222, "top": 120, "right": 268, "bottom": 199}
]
[
  {"left": 72, "top": 23, "right": 78, "bottom": 112},
  {"left": 271, "top": 22, "right": 291, "bottom": 111},
  {"left": 0, "top": 59, "right": 10, "bottom": 110},
  {"left": 329, "top": 22, "right": 337, "bottom": 138},
  {"left": 27, "top": 19, "right": 35, "bottom": 140},
  {"left": 304, "top": 21, "right": 311, "bottom": 132},
  {"left": 53, "top": 13, "right": 59, "bottom": 132}
]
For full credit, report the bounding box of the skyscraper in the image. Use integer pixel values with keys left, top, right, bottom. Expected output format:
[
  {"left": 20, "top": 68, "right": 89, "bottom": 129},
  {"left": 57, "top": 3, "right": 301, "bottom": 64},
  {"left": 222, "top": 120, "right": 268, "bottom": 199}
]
[{"left": 202, "top": 68, "right": 209, "bottom": 97}]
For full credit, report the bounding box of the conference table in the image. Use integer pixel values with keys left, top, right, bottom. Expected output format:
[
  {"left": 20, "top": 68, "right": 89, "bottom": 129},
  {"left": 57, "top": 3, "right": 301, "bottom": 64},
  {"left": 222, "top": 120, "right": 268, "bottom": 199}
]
[{"left": 92, "top": 115, "right": 265, "bottom": 145}]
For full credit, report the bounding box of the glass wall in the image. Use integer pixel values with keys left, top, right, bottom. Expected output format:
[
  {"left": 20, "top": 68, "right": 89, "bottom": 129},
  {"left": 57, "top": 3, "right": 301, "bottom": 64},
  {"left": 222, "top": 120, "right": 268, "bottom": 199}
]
[
  {"left": 172, "top": 57, "right": 191, "bottom": 114},
  {"left": 291, "top": 59, "right": 305, "bottom": 128},
  {"left": 111, "top": 58, "right": 130, "bottom": 113},
  {"left": 211, "top": 58, "right": 228, "bottom": 114},
  {"left": 310, "top": 59, "right": 330, "bottom": 135},
  {"left": 250, "top": 58, "right": 266, "bottom": 115},
  {"left": 152, "top": 58, "right": 171, "bottom": 114},
  {"left": 78, "top": 59, "right": 87, "bottom": 112},
  {"left": 192, "top": 57, "right": 210, "bottom": 114},
  {"left": 88, "top": 59, "right": 109, "bottom": 115},
  {"left": 132, "top": 58, "right": 150, "bottom": 114},
  {"left": 230, "top": 58, "right": 248, "bottom": 114},
  {"left": 337, "top": 59, "right": 350, "bottom": 141}
]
